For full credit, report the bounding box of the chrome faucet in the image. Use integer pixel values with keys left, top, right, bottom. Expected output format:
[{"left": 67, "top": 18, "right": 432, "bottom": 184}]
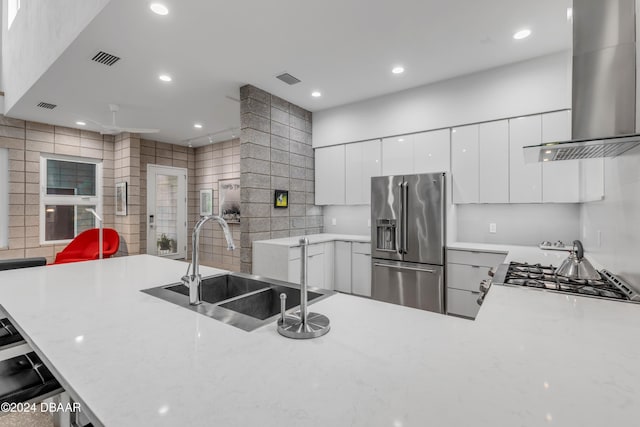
[{"left": 182, "top": 215, "right": 235, "bottom": 305}]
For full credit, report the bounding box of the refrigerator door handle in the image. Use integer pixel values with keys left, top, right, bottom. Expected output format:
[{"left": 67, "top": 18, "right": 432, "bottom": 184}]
[
  {"left": 397, "top": 181, "right": 403, "bottom": 254},
  {"left": 373, "top": 263, "right": 436, "bottom": 274},
  {"left": 402, "top": 181, "right": 408, "bottom": 255}
]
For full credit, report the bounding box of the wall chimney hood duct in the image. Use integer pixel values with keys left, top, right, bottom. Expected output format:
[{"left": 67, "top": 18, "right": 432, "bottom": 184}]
[{"left": 524, "top": 0, "right": 640, "bottom": 162}]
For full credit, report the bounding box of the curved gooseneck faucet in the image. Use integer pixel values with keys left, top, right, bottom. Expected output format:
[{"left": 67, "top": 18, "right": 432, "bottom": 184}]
[{"left": 182, "top": 215, "right": 235, "bottom": 305}]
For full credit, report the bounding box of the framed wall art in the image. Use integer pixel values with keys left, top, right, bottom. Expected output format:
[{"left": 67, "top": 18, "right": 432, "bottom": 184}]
[
  {"left": 274, "top": 190, "right": 288, "bottom": 208},
  {"left": 115, "top": 182, "right": 128, "bottom": 216},
  {"left": 219, "top": 179, "right": 240, "bottom": 223},
  {"left": 199, "top": 189, "right": 213, "bottom": 216}
]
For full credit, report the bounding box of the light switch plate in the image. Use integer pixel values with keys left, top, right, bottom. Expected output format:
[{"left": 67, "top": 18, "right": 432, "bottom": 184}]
[
  {"left": 489, "top": 223, "right": 497, "bottom": 233},
  {"left": 331, "top": 218, "right": 337, "bottom": 226},
  {"left": 367, "top": 219, "right": 371, "bottom": 227}
]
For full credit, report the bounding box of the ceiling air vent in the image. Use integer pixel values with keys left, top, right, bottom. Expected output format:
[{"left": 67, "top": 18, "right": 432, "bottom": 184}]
[
  {"left": 276, "top": 73, "right": 301, "bottom": 85},
  {"left": 91, "top": 51, "right": 121, "bottom": 66},
  {"left": 37, "top": 102, "right": 57, "bottom": 109}
]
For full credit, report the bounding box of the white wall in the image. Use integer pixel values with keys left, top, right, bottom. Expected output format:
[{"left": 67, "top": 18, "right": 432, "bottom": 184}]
[
  {"left": 458, "top": 204, "right": 581, "bottom": 246},
  {"left": 313, "top": 52, "right": 571, "bottom": 147},
  {"left": 323, "top": 205, "right": 370, "bottom": 236},
  {"left": 1, "top": 0, "right": 111, "bottom": 111},
  {"left": 581, "top": 146, "right": 640, "bottom": 287}
]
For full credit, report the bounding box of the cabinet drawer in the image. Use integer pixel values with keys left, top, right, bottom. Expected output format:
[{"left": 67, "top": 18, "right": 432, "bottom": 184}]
[
  {"left": 289, "top": 243, "right": 324, "bottom": 260},
  {"left": 447, "top": 249, "right": 505, "bottom": 268},
  {"left": 351, "top": 242, "right": 371, "bottom": 255},
  {"left": 447, "top": 288, "right": 481, "bottom": 319},
  {"left": 446, "top": 263, "right": 490, "bottom": 292}
]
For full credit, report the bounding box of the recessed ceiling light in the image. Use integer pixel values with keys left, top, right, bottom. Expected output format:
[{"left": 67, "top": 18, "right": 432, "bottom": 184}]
[
  {"left": 194, "top": 123, "right": 203, "bottom": 129},
  {"left": 311, "top": 91, "right": 322, "bottom": 97},
  {"left": 159, "top": 74, "right": 172, "bottom": 82},
  {"left": 392, "top": 66, "right": 405, "bottom": 74},
  {"left": 150, "top": 3, "right": 169, "bottom": 15},
  {"left": 513, "top": 29, "right": 531, "bottom": 40},
  {"left": 76, "top": 121, "right": 86, "bottom": 126},
  {"left": 566, "top": 7, "right": 573, "bottom": 21}
]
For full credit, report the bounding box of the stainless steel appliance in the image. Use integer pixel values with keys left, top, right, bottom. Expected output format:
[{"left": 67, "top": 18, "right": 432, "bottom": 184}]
[
  {"left": 371, "top": 173, "right": 445, "bottom": 313},
  {"left": 477, "top": 262, "right": 640, "bottom": 306}
]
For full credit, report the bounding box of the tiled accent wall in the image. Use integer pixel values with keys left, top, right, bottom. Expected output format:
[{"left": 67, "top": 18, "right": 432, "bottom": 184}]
[
  {"left": 239, "top": 85, "right": 322, "bottom": 274},
  {"left": 139, "top": 139, "right": 197, "bottom": 255},
  {"left": 113, "top": 133, "right": 141, "bottom": 255},
  {"left": 0, "top": 115, "right": 116, "bottom": 263},
  {"left": 194, "top": 139, "right": 241, "bottom": 271}
]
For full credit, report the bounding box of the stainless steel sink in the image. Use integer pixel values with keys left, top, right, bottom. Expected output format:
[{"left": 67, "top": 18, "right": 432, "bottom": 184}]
[
  {"left": 141, "top": 272, "right": 333, "bottom": 332},
  {"left": 219, "top": 285, "right": 323, "bottom": 320}
]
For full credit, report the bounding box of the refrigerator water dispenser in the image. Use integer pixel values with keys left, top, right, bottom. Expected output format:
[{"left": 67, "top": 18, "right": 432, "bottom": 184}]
[{"left": 376, "top": 219, "right": 397, "bottom": 251}]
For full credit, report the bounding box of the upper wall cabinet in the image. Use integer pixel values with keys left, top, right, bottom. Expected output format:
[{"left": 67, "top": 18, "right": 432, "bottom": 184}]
[
  {"left": 382, "top": 129, "right": 450, "bottom": 176},
  {"left": 381, "top": 136, "right": 413, "bottom": 175},
  {"left": 509, "top": 115, "right": 542, "bottom": 203},
  {"left": 413, "top": 129, "right": 450, "bottom": 174},
  {"left": 479, "top": 120, "right": 509, "bottom": 203},
  {"left": 345, "top": 139, "right": 381, "bottom": 205},
  {"left": 541, "top": 111, "right": 580, "bottom": 203},
  {"left": 451, "top": 121, "right": 509, "bottom": 204},
  {"left": 451, "top": 125, "right": 479, "bottom": 204},
  {"left": 315, "top": 145, "right": 345, "bottom": 205}
]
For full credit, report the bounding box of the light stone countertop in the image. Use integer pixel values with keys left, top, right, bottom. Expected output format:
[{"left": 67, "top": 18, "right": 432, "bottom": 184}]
[
  {"left": 253, "top": 233, "right": 370, "bottom": 247},
  {"left": 0, "top": 254, "right": 638, "bottom": 426}
]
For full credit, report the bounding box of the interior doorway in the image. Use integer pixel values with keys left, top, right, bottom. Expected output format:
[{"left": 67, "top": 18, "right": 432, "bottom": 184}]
[{"left": 146, "top": 165, "right": 187, "bottom": 259}]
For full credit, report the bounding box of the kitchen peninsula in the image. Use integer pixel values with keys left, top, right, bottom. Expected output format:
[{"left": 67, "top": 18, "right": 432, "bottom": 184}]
[{"left": 0, "top": 255, "right": 638, "bottom": 426}]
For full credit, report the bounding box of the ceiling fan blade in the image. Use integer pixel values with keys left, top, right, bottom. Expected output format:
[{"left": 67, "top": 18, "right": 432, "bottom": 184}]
[{"left": 119, "top": 128, "right": 160, "bottom": 134}]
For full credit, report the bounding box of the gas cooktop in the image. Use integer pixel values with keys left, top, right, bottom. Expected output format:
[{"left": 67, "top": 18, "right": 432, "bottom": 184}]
[{"left": 499, "top": 262, "right": 640, "bottom": 303}]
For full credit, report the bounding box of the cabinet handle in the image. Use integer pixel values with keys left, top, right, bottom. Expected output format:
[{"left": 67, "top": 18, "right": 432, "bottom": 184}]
[
  {"left": 470, "top": 291, "right": 481, "bottom": 295},
  {"left": 470, "top": 265, "right": 481, "bottom": 268}
]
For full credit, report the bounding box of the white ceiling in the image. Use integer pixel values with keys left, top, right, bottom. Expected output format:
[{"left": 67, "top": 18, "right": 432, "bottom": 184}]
[{"left": 8, "top": 0, "right": 572, "bottom": 146}]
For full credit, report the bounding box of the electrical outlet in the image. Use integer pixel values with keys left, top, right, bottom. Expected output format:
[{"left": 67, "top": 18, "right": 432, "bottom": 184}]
[
  {"left": 367, "top": 219, "right": 371, "bottom": 227},
  {"left": 597, "top": 230, "right": 602, "bottom": 247},
  {"left": 331, "top": 218, "right": 337, "bottom": 226},
  {"left": 489, "top": 223, "right": 497, "bottom": 234}
]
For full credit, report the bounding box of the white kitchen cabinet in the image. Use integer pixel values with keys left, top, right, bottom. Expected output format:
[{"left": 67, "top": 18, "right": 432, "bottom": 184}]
[
  {"left": 509, "top": 115, "right": 542, "bottom": 203},
  {"left": 413, "top": 129, "right": 451, "bottom": 174},
  {"left": 334, "top": 241, "right": 352, "bottom": 293},
  {"left": 345, "top": 139, "right": 381, "bottom": 205},
  {"left": 447, "top": 289, "right": 481, "bottom": 320},
  {"left": 580, "top": 157, "right": 605, "bottom": 201},
  {"left": 382, "top": 130, "right": 450, "bottom": 176},
  {"left": 446, "top": 249, "right": 506, "bottom": 319},
  {"left": 315, "top": 145, "right": 345, "bottom": 205},
  {"left": 381, "top": 136, "right": 413, "bottom": 175},
  {"left": 479, "top": 120, "right": 509, "bottom": 203},
  {"left": 351, "top": 243, "right": 371, "bottom": 297},
  {"left": 451, "top": 125, "right": 479, "bottom": 203},
  {"left": 542, "top": 111, "right": 580, "bottom": 203},
  {"left": 307, "top": 249, "right": 325, "bottom": 289}
]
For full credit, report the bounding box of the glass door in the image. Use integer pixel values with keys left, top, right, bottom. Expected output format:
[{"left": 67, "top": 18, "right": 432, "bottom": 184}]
[{"left": 147, "top": 165, "right": 187, "bottom": 259}]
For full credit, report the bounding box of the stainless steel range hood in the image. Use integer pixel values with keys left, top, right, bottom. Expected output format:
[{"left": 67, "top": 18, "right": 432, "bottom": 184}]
[{"left": 524, "top": 0, "right": 640, "bottom": 162}]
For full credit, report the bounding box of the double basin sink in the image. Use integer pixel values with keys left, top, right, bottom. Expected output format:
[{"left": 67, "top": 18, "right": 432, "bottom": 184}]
[{"left": 142, "top": 272, "right": 333, "bottom": 331}]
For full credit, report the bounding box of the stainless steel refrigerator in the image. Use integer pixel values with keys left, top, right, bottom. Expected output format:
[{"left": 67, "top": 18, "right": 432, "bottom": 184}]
[{"left": 371, "top": 172, "right": 445, "bottom": 313}]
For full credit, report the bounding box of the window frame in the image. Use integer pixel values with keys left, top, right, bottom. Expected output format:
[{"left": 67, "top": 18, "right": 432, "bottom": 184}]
[{"left": 39, "top": 154, "right": 103, "bottom": 245}]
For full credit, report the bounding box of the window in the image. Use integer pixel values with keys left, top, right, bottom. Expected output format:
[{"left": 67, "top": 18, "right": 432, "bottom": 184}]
[
  {"left": 8, "top": 0, "right": 21, "bottom": 30},
  {"left": 40, "top": 155, "right": 103, "bottom": 244},
  {"left": 0, "top": 148, "right": 8, "bottom": 248}
]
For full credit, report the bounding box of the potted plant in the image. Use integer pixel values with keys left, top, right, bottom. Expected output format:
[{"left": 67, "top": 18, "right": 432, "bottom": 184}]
[{"left": 157, "top": 233, "right": 172, "bottom": 252}]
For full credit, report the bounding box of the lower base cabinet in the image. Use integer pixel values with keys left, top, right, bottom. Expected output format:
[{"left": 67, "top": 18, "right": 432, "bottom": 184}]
[
  {"left": 351, "top": 243, "right": 371, "bottom": 297},
  {"left": 446, "top": 249, "right": 506, "bottom": 319},
  {"left": 333, "top": 242, "right": 372, "bottom": 297}
]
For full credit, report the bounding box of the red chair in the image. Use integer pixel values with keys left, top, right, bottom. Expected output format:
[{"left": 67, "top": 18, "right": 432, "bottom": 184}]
[{"left": 53, "top": 228, "right": 120, "bottom": 264}]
